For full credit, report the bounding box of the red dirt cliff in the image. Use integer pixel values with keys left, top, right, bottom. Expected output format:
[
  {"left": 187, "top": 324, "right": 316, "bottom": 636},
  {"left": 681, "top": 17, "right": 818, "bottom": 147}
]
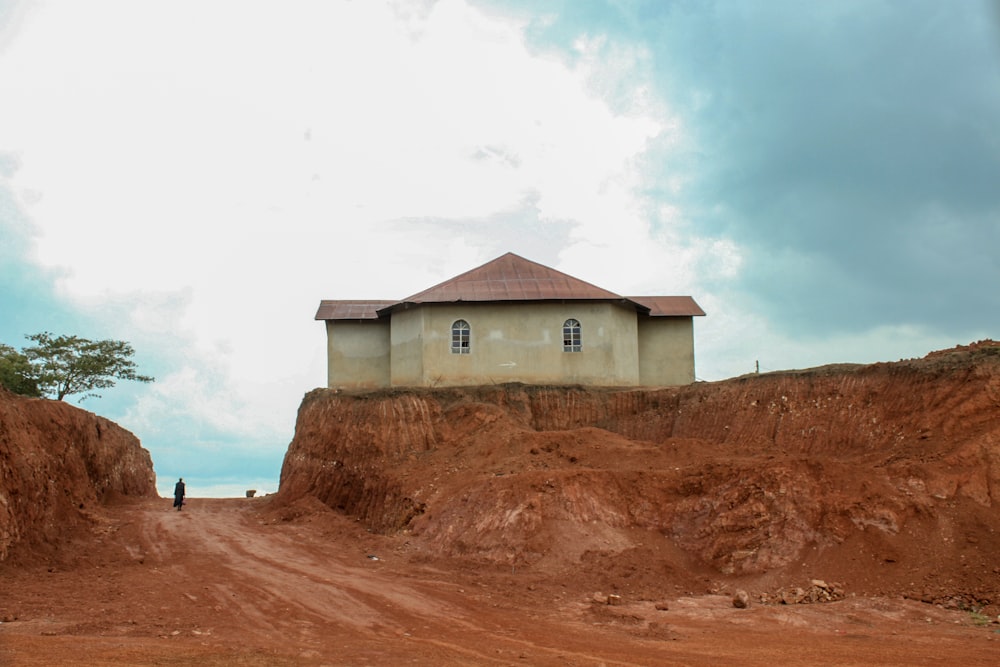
[
  {"left": 2, "top": 346, "right": 998, "bottom": 665},
  {"left": 0, "top": 388, "right": 157, "bottom": 562},
  {"left": 279, "top": 341, "right": 1000, "bottom": 613}
]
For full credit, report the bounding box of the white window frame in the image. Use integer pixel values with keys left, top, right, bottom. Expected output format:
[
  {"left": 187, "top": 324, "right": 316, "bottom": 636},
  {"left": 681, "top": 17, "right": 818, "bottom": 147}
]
[
  {"left": 562, "top": 318, "right": 582, "bottom": 352},
  {"left": 451, "top": 319, "right": 471, "bottom": 354}
]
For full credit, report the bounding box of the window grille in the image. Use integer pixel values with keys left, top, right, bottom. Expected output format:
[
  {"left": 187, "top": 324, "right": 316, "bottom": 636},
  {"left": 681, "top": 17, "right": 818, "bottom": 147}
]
[
  {"left": 451, "top": 320, "right": 471, "bottom": 354},
  {"left": 562, "top": 319, "right": 581, "bottom": 352}
]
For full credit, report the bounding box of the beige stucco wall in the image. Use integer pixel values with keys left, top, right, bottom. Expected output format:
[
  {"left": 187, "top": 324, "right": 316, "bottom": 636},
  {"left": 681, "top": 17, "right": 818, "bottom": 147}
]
[
  {"left": 325, "top": 320, "right": 391, "bottom": 389},
  {"left": 389, "top": 302, "right": 641, "bottom": 387},
  {"left": 636, "top": 316, "right": 696, "bottom": 386},
  {"left": 326, "top": 303, "right": 697, "bottom": 390},
  {"left": 387, "top": 307, "right": 426, "bottom": 386}
]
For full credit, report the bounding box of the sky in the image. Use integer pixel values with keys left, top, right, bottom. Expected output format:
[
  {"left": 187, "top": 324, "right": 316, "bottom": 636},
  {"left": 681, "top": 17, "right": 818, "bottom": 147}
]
[{"left": 1, "top": 0, "right": 998, "bottom": 497}]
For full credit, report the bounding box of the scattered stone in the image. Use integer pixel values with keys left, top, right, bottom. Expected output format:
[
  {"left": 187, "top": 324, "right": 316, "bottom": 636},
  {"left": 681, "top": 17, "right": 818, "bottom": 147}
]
[
  {"left": 607, "top": 594, "right": 622, "bottom": 606},
  {"left": 592, "top": 592, "right": 608, "bottom": 605},
  {"left": 732, "top": 590, "right": 750, "bottom": 609},
  {"left": 780, "top": 587, "right": 806, "bottom": 605},
  {"left": 774, "top": 581, "right": 845, "bottom": 605},
  {"left": 654, "top": 601, "right": 670, "bottom": 611}
]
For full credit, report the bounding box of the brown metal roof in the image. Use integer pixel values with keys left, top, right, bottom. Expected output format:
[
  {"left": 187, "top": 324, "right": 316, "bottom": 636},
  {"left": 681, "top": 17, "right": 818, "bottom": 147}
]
[
  {"left": 627, "top": 296, "right": 706, "bottom": 317},
  {"left": 316, "top": 254, "right": 706, "bottom": 320},
  {"left": 315, "top": 300, "right": 395, "bottom": 321},
  {"left": 398, "top": 252, "right": 623, "bottom": 304}
]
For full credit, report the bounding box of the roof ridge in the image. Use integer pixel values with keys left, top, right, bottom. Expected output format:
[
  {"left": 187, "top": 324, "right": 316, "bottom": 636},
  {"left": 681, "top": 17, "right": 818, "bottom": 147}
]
[
  {"left": 399, "top": 252, "right": 624, "bottom": 303},
  {"left": 316, "top": 255, "right": 706, "bottom": 319}
]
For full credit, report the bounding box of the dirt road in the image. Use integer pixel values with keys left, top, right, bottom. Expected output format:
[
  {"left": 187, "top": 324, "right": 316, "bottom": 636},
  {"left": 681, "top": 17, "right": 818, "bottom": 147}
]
[{"left": 1, "top": 496, "right": 996, "bottom": 666}]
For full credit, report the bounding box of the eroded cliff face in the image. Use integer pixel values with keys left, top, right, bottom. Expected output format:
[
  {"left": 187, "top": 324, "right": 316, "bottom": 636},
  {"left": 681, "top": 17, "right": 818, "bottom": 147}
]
[
  {"left": 0, "top": 389, "right": 157, "bottom": 562},
  {"left": 279, "top": 343, "right": 1000, "bottom": 609}
]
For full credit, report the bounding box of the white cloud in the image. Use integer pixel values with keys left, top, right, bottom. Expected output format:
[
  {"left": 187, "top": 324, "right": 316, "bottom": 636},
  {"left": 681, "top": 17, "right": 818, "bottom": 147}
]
[
  {"left": 0, "top": 0, "right": 679, "bottom": 293},
  {"left": 2, "top": 0, "right": 991, "bottom": 501},
  {"left": 1, "top": 0, "right": 723, "bottom": 480}
]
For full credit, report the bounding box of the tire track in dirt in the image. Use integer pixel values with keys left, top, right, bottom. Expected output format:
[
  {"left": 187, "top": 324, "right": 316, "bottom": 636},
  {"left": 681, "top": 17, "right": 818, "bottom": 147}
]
[
  {"left": 145, "top": 501, "right": 456, "bottom": 630},
  {"left": 5, "top": 497, "right": 999, "bottom": 666},
  {"left": 141, "top": 499, "right": 659, "bottom": 666}
]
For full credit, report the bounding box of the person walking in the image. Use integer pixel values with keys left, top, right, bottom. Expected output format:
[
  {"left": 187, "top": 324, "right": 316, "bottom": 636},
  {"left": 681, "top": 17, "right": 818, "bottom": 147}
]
[{"left": 173, "top": 477, "right": 186, "bottom": 511}]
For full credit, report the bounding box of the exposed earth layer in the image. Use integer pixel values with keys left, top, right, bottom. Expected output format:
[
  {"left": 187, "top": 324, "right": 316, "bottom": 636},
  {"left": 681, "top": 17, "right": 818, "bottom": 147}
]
[{"left": 1, "top": 342, "right": 998, "bottom": 665}]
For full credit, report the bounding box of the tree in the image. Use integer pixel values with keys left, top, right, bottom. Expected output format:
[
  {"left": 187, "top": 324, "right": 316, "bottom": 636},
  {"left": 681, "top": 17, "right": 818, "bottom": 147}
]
[
  {"left": 0, "top": 343, "right": 42, "bottom": 397},
  {"left": 17, "top": 332, "right": 154, "bottom": 401}
]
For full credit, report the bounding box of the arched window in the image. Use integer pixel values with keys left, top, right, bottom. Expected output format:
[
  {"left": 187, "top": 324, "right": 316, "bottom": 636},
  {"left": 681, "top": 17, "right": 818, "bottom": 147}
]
[
  {"left": 562, "top": 318, "right": 582, "bottom": 352},
  {"left": 451, "top": 320, "right": 471, "bottom": 354}
]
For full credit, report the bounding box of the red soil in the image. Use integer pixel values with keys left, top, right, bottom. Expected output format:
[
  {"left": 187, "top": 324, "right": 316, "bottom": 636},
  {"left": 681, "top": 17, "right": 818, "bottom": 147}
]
[{"left": 2, "top": 342, "right": 999, "bottom": 665}]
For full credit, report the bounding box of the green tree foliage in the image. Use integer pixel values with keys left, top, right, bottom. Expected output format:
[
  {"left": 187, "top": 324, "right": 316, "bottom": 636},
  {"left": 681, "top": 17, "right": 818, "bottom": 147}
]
[
  {"left": 1, "top": 332, "right": 154, "bottom": 401},
  {"left": 0, "top": 343, "right": 42, "bottom": 397}
]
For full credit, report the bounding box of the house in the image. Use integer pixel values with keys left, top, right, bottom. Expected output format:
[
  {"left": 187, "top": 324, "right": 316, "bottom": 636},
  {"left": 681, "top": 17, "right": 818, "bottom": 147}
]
[{"left": 315, "top": 252, "right": 705, "bottom": 390}]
